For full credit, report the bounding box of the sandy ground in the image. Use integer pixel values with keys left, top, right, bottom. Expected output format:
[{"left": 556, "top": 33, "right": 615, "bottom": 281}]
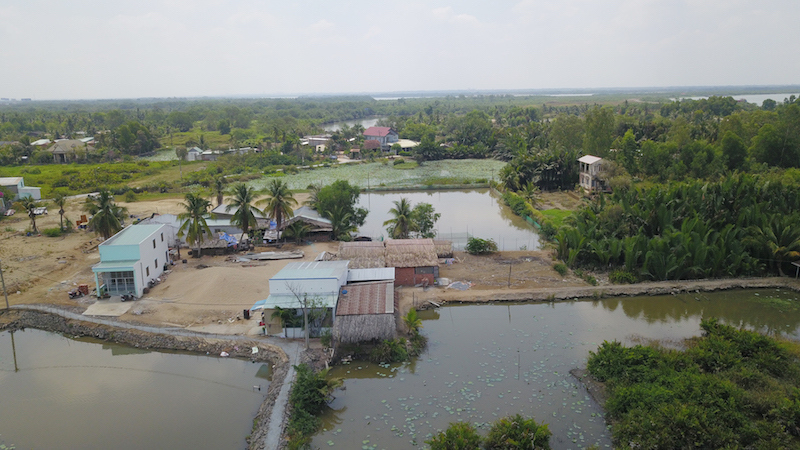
[{"left": 0, "top": 192, "right": 588, "bottom": 335}]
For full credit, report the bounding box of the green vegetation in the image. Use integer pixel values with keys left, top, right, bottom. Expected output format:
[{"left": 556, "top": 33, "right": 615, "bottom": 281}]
[
  {"left": 42, "top": 227, "right": 64, "bottom": 237},
  {"left": 552, "top": 262, "right": 568, "bottom": 277},
  {"left": 383, "top": 198, "right": 441, "bottom": 239},
  {"left": 554, "top": 173, "right": 800, "bottom": 279},
  {"left": 466, "top": 237, "right": 498, "bottom": 255},
  {"left": 587, "top": 318, "right": 800, "bottom": 449},
  {"left": 427, "top": 415, "right": 551, "bottom": 450},
  {"left": 258, "top": 179, "right": 297, "bottom": 233},
  {"left": 177, "top": 193, "right": 212, "bottom": 255},
  {"left": 286, "top": 364, "right": 342, "bottom": 449},
  {"left": 14, "top": 196, "right": 42, "bottom": 233},
  {"left": 82, "top": 190, "right": 127, "bottom": 239},
  {"left": 310, "top": 180, "right": 367, "bottom": 240}
]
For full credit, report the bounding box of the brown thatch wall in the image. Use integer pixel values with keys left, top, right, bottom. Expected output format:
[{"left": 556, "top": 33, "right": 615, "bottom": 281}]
[
  {"left": 334, "top": 314, "right": 396, "bottom": 344},
  {"left": 338, "top": 241, "right": 386, "bottom": 269},
  {"left": 433, "top": 240, "right": 453, "bottom": 258}
]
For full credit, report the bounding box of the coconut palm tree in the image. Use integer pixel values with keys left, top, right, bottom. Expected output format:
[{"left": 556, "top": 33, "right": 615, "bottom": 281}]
[
  {"left": 212, "top": 176, "right": 226, "bottom": 207},
  {"left": 384, "top": 198, "right": 417, "bottom": 239},
  {"left": 177, "top": 193, "right": 212, "bottom": 257},
  {"left": 15, "top": 196, "right": 42, "bottom": 234},
  {"left": 226, "top": 183, "right": 261, "bottom": 238},
  {"left": 325, "top": 204, "right": 356, "bottom": 241},
  {"left": 258, "top": 179, "right": 297, "bottom": 239},
  {"left": 403, "top": 308, "right": 423, "bottom": 335},
  {"left": 304, "top": 183, "right": 322, "bottom": 209},
  {"left": 83, "top": 190, "right": 128, "bottom": 239},
  {"left": 52, "top": 191, "right": 68, "bottom": 230},
  {"left": 271, "top": 306, "right": 295, "bottom": 336},
  {"left": 283, "top": 221, "right": 311, "bottom": 245},
  {"left": 520, "top": 181, "right": 541, "bottom": 209}
]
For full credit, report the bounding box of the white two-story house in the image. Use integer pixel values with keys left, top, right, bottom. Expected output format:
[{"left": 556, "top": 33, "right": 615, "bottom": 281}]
[{"left": 92, "top": 224, "right": 170, "bottom": 298}]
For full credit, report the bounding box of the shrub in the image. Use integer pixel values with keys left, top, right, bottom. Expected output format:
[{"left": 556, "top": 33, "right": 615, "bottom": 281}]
[
  {"left": 124, "top": 190, "right": 137, "bottom": 202},
  {"left": 466, "top": 237, "right": 498, "bottom": 255},
  {"left": 609, "top": 269, "right": 637, "bottom": 284},
  {"left": 286, "top": 364, "right": 342, "bottom": 448},
  {"left": 553, "top": 263, "right": 568, "bottom": 277},
  {"left": 42, "top": 227, "right": 63, "bottom": 237},
  {"left": 427, "top": 422, "right": 483, "bottom": 450},
  {"left": 485, "top": 414, "right": 552, "bottom": 450},
  {"left": 369, "top": 338, "right": 409, "bottom": 363},
  {"left": 320, "top": 329, "right": 332, "bottom": 348}
]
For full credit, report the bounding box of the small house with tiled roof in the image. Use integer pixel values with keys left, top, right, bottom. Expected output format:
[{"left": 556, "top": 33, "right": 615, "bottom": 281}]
[{"left": 363, "top": 126, "right": 398, "bottom": 151}]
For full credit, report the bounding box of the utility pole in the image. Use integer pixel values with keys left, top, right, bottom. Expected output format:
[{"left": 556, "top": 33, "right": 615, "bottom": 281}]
[{"left": 1, "top": 258, "right": 9, "bottom": 309}]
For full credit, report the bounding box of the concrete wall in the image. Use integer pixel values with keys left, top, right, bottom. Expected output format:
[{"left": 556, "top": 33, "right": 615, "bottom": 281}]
[{"left": 138, "top": 230, "right": 170, "bottom": 292}]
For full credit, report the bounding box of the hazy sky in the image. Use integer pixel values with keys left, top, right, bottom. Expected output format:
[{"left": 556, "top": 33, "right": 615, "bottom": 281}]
[{"left": 2, "top": 0, "right": 798, "bottom": 100}]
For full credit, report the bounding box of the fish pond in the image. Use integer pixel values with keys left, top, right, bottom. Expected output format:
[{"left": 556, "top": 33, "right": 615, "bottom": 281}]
[
  {"left": 356, "top": 188, "right": 540, "bottom": 251},
  {"left": 313, "top": 288, "right": 800, "bottom": 449},
  {"left": 0, "top": 329, "right": 269, "bottom": 450}
]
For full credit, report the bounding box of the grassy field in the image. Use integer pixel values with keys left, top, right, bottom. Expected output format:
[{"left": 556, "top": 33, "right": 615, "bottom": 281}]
[
  {"left": 160, "top": 130, "right": 232, "bottom": 149},
  {"left": 250, "top": 159, "right": 506, "bottom": 191},
  {"left": 541, "top": 208, "right": 573, "bottom": 228}
]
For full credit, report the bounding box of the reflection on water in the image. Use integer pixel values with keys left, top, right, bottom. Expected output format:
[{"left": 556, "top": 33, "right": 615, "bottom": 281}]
[
  {"left": 357, "top": 189, "right": 540, "bottom": 251},
  {"left": 314, "top": 289, "right": 800, "bottom": 449},
  {"left": 0, "top": 329, "right": 269, "bottom": 450}
]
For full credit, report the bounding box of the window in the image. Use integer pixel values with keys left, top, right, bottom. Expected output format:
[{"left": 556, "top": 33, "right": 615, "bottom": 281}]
[
  {"left": 146, "top": 266, "right": 150, "bottom": 276},
  {"left": 155, "top": 259, "right": 158, "bottom": 268},
  {"left": 152, "top": 239, "right": 156, "bottom": 248},
  {"left": 161, "top": 233, "right": 164, "bottom": 242}
]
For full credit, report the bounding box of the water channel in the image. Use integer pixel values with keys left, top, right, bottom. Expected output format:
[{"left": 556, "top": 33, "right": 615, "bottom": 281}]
[
  {"left": 312, "top": 288, "right": 800, "bottom": 449},
  {"left": 356, "top": 189, "right": 540, "bottom": 251},
  {"left": 0, "top": 329, "right": 270, "bottom": 449}
]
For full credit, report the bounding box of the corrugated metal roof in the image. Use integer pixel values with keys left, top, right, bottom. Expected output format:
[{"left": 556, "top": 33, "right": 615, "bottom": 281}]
[
  {"left": 263, "top": 293, "right": 338, "bottom": 309},
  {"left": 272, "top": 260, "right": 350, "bottom": 280},
  {"left": 0, "top": 177, "right": 23, "bottom": 186},
  {"left": 347, "top": 267, "right": 395, "bottom": 282},
  {"left": 337, "top": 281, "right": 394, "bottom": 315},
  {"left": 102, "top": 224, "right": 165, "bottom": 246}
]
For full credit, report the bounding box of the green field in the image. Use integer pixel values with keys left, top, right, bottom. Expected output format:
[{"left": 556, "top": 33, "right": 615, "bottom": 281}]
[{"left": 250, "top": 159, "right": 506, "bottom": 191}]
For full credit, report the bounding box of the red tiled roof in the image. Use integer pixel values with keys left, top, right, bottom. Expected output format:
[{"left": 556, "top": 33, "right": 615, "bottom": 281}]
[
  {"left": 363, "top": 126, "right": 393, "bottom": 137},
  {"left": 336, "top": 281, "right": 394, "bottom": 315}
]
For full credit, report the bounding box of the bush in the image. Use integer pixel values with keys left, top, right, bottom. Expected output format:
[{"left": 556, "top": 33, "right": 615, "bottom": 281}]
[
  {"left": 609, "top": 269, "right": 637, "bottom": 284},
  {"left": 553, "top": 263, "right": 568, "bottom": 277},
  {"left": 287, "top": 364, "right": 342, "bottom": 448},
  {"left": 427, "top": 422, "right": 483, "bottom": 450},
  {"left": 124, "top": 190, "right": 137, "bottom": 202},
  {"left": 485, "top": 414, "right": 551, "bottom": 450},
  {"left": 586, "top": 320, "right": 800, "bottom": 449},
  {"left": 369, "top": 338, "right": 409, "bottom": 363},
  {"left": 465, "top": 237, "right": 498, "bottom": 255},
  {"left": 42, "top": 227, "right": 63, "bottom": 237},
  {"left": 320, "top": 329, "right": 332, "bottom": 348}
]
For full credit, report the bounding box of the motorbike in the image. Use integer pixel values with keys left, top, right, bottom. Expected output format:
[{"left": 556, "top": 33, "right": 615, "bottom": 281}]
[
  {"left": 121, "top": 293, "right": 135, "bottom": 302},
  {"left": 68, "top": 289, "right": 84, "bottom": 299}
]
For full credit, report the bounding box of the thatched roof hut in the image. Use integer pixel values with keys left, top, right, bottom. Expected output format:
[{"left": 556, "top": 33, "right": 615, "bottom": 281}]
[
  {"left": 334, "top": 280, "right": 396, "bottom": 344},
  {"left": 385, "top": 239, "right": 438, "bottom": 268},
  {"left": 433, "top": 240, "right": 453, "bottom": 258},
  {"left": 338, "top": 241, "right": 386, "bottom": 269}
]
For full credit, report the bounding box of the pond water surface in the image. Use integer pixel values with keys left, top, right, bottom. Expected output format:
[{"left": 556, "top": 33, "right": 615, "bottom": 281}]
[
  {"left": 313, "top": 288, "right": 800, "bottom": 449},
  {"left": 0, "top": 329, "right": 269, "bottom": 450},
  {"left": 356, "top": 189, "right": 540, "bottom": 251}
]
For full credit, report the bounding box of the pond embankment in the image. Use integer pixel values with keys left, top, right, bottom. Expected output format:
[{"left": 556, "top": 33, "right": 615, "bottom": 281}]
[
  {"left": 0, "top": 306, "right": 299, "bottom": 450},
  {"left": 428, "top": 277, "right": 800, "bottom": 305}
]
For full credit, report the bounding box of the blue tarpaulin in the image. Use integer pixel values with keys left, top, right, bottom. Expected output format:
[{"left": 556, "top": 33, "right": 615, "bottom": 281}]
[{"left": 219, "top": 232, "right": 238, "bottom": 247}]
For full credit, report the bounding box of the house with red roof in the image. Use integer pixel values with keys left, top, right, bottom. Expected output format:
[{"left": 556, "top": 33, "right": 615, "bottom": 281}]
[{"left": 362, "top": 126, "right": 399, "bottom": 152}]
